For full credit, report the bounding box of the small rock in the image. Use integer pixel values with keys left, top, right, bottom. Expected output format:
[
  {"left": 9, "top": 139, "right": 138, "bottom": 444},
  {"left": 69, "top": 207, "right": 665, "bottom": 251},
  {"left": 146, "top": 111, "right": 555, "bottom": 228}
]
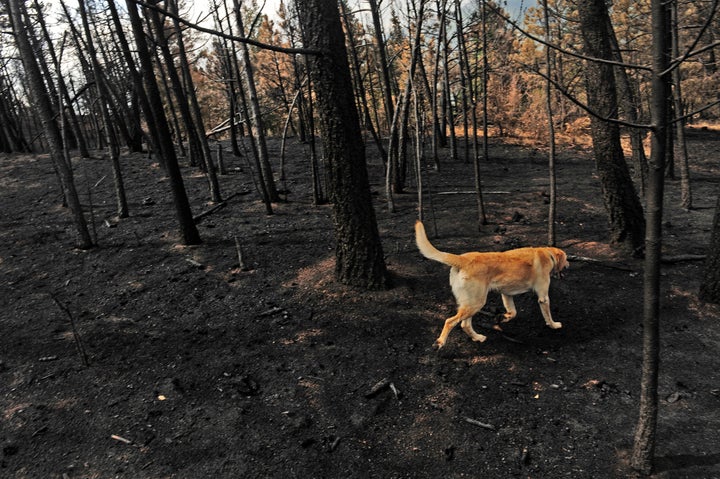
[{"left": 666, "top": 391, "right": 682, "bottom": 403}]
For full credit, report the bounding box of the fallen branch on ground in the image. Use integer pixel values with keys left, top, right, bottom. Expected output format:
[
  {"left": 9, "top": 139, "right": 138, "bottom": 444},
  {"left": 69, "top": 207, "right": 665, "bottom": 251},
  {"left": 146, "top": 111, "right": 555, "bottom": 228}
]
[
  {"left": 566, "top": 254, "right": 635, "bottom": 272},
  {"left": 193, "top": 191, "right": 249, "bottom": 224},
  {"left": 435, "top": 190, "right": 510, "bottom": 195},
  {"left": 567, "top": 253, "right": 706, "bottom": 270},
  {"left": 660, "top": 254, "right": 706, "bottom": 264},
  {"left": 464, "top": 417, "right": 496, "bottom": 430}
]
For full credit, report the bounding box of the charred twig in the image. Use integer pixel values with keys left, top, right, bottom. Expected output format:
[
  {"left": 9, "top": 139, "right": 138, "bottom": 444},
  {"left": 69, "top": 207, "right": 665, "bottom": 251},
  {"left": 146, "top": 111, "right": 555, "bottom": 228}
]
[
  {"left": 365, "top": 378, "right": 391, "bottom": 398},
  {"left": 193, "top": 191, "right": 248, "bottom": 224},
  {"left": 464, "top": 417, "right": 496, "bottom": 431},
  {"left": 435, "top": 190, "right": 510, "bottom": 195},
  {"left": 235, "top": 236, "right": 250, "bottom": 271},
  {"left": 660, "top": 254, "right": 706, "bottom": 264},
  {"left": 258, "top": 307, "right": 284, "bottom": 317},
  {"left": 566, "top": 254, "right": 635, "bottom": 272},
  {"left": 50, "top": 293, "right": 89, "bottom": 367},
  {"left": 110, "top": 434, "right": 133, "bottom": 445}
]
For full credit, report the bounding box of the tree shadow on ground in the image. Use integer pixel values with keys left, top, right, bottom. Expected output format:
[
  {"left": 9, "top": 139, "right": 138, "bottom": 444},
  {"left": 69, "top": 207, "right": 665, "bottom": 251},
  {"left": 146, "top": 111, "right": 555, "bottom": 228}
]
[{"left": 654, "top": 452, "right": 720, "bottom": 474}]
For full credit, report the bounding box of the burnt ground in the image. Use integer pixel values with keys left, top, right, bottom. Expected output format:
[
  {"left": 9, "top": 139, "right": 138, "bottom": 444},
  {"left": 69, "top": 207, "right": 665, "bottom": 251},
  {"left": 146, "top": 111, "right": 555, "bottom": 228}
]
[{"left": 1, "top": 130, "right": 720, "bottom": 479}]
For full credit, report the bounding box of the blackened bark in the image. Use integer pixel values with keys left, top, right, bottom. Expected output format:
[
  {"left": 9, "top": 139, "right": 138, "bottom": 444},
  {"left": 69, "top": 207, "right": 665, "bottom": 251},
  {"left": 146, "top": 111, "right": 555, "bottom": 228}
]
[
  {"left": 631, "top": 0, "right": 671, "bottom": 473},
  {"left": 233, "top": 2, "right": 280, "bottom": 203},
  {"left": 125, "top": 0, "right": 201, "bottom": 245},
  {"left": 606, "top": 16, "right": 649, "bottom": 193},
  {"left": 77, "top": 0, "right": 129, "bottom": 219},
  {"left": 578, "top": 0, "right": 645, "bottom": 254},
  {"left": 700, "top": 194, "right": 720, "bottom": 303},
  {"left": 295, "top": 0, "right": 389, "bottom": 290}
]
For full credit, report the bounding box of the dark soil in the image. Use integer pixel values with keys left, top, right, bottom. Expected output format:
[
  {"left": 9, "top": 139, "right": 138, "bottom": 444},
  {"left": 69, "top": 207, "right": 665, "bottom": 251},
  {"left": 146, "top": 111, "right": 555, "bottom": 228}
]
[{"left": 2, "top": 131, "right": 720, "bottom": 479}]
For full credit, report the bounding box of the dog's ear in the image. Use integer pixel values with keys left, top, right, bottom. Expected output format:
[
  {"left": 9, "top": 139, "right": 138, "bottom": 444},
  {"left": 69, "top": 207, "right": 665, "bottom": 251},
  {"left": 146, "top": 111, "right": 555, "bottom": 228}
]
[
  {"left": 554, "top": 249, "right": 568, "bottom": 272},
  {"left": 546, "top": 247, "right": 567, "bottom": 273}
]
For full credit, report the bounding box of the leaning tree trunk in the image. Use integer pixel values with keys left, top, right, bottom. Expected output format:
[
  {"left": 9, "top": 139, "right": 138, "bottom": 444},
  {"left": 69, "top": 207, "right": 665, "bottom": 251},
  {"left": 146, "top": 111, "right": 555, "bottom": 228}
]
[
  {"left": 367, "top": 0, "right": 395, "bottom": 134},
  {"left": 295, "top": 0, "right": 389, "bottom": 290},
  {"left": 233, "top": 2, "right": 280, "bottom": 203},
  {"left": 168, "top": 0, "right": 222, "bottom": 204},
  {"left": 77, "top": 0, "right": 129, "bottom": 219},
  {"left": 6, "top": 0, "right": 94, "bottom": 249},
  {"left": 107, "top": 0, "right": 162, "bottom": 162},
  {"left": 34, "top": 0, "right": 90, "bottom": 158},
  {"left": 440, "top": 0, "right": 457, "bottom": 162},
  {"left": 577, "top": 0, "right": 645, "bottom": 254},
  {"left": 125, "top": 0, "right": 201, "bottom": 245}
]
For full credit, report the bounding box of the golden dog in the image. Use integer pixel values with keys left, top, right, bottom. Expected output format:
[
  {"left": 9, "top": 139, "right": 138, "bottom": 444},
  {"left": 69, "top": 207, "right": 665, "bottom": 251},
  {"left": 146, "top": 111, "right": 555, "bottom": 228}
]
[{"left": 415, "top": 220, "right": 569, "bottom": 349}]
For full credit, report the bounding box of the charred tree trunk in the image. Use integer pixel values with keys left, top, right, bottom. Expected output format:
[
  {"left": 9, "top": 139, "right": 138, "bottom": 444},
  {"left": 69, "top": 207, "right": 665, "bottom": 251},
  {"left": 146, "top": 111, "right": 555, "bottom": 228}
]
[
  {"left": 107, "top": 0, "right": 162, "bottom": 161},
  {"left": 125, "top": 0, "right": 201, "bottom": 245},
  {"left": 607, "top": 16, "right": 648, "bottom": 193},
  {"left": 295, "top": 0, "right": 389, "bottom": 290},
  {"left": 233, "top": 2, "right": 280, "bottom": 203},
  {"left": 34, "top": 0, "right": 89, "bottom": 158},
  {"left": 367, "top": 0, "right": 395, "bottom": 134},
  {"left": 578, "top": 0, "right": 645, "bottom": 254},
  {"left": 77, "top": 0, "right": 129, "bottom": 219},
  {"left": 542, "top": 0, "right": 557, "bottom": 245},
  {"left": 168, "top": 0, "right": 222, "bottom": 203},
  {"left": 631, "top": 0, "right": 671, "bottom": 473},
  {"left": 670, "top": 1, "right": 692, "bottom": 210}
]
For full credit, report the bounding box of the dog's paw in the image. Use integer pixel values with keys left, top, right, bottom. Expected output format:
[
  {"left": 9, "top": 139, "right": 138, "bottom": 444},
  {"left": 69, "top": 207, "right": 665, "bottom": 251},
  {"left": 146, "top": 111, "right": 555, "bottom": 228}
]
[
  {"left": 432, "top": 339, "right": 445, "bottom": 350},
  {"left": 549, "top": 321, "right": 563, "bottom": 329},
  {"left": 472, "top": 334, "right": 488, "bottom": 343}
]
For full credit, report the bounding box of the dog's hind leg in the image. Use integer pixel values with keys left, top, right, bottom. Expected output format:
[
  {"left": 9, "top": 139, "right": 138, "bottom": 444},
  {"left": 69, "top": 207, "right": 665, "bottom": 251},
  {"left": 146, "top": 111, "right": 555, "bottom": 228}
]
[
  {"left": 435, "top": 305, "right": 486, "bottom": 350},
  {"left": 461, "top": 314, "right": 487, "bottom": 344}
]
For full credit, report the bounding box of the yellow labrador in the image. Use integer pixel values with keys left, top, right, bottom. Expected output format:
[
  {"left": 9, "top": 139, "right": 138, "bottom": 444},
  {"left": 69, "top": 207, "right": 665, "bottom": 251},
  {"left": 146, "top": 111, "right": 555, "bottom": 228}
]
[{"left": 415, "top": 221, "right": 569, "bottom": 349}]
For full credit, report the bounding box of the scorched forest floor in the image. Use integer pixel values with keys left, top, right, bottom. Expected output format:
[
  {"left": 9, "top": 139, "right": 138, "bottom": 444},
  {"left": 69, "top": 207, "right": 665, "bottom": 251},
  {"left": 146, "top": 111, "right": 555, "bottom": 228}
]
[{"left": 2, "top": 131, "right": 720, "bottom": 478}]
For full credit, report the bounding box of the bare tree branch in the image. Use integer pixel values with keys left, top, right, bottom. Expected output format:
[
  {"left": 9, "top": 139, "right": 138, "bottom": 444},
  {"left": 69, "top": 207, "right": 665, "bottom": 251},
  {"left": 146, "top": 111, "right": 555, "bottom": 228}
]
[
  {"left": 524, "top": 61, "right": 653, "bottom": 130},
  {"left": 664, "top": 0, "right": 719, "bottom": 75},
  {"left": 128, "top": 0, "right": 322, "bottom": 56},
  {"left": 486, "top": 2, "right": 653, "bottom": 72},
  {"left": 671, "top": 98, "right": 720, "bottom": 125}
]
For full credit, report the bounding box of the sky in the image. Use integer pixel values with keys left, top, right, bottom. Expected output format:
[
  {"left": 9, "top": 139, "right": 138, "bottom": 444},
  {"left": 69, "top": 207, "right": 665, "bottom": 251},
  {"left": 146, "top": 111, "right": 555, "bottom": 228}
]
[{"left": 246, "top": 0, "right": 536, "bottom": 22}]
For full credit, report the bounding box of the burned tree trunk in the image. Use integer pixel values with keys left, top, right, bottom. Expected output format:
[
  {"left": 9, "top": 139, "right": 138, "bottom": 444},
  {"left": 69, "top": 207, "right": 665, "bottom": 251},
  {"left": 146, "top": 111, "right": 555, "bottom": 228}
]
[
  {"left": 577, "top": 0, "right": 645, "bottom": 254},
  {"left": 295, "top": 0, "right": 389, "bottom": 290}
]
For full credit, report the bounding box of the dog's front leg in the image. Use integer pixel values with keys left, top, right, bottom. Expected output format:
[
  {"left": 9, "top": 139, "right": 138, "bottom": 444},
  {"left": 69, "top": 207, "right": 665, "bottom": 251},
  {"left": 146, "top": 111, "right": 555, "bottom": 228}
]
[
  {"left": 538, "top": 296, "right": 562, "bottom": 329},
  {"left": 499, "top": 294, "right": 517, "bottom": 323}
]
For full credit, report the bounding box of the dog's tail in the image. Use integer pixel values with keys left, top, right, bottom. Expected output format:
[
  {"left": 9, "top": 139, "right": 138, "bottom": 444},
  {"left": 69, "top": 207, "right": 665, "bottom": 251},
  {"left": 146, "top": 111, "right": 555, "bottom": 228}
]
[{"left": 415, "top": 220, "right": 466, "bottom": 269}]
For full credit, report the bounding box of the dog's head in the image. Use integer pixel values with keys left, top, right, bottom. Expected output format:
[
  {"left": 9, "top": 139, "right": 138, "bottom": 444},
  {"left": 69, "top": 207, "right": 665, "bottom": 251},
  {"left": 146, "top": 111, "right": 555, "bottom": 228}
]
[{"left": 547, "top": 247, "right": 569, "bottom": 278}]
